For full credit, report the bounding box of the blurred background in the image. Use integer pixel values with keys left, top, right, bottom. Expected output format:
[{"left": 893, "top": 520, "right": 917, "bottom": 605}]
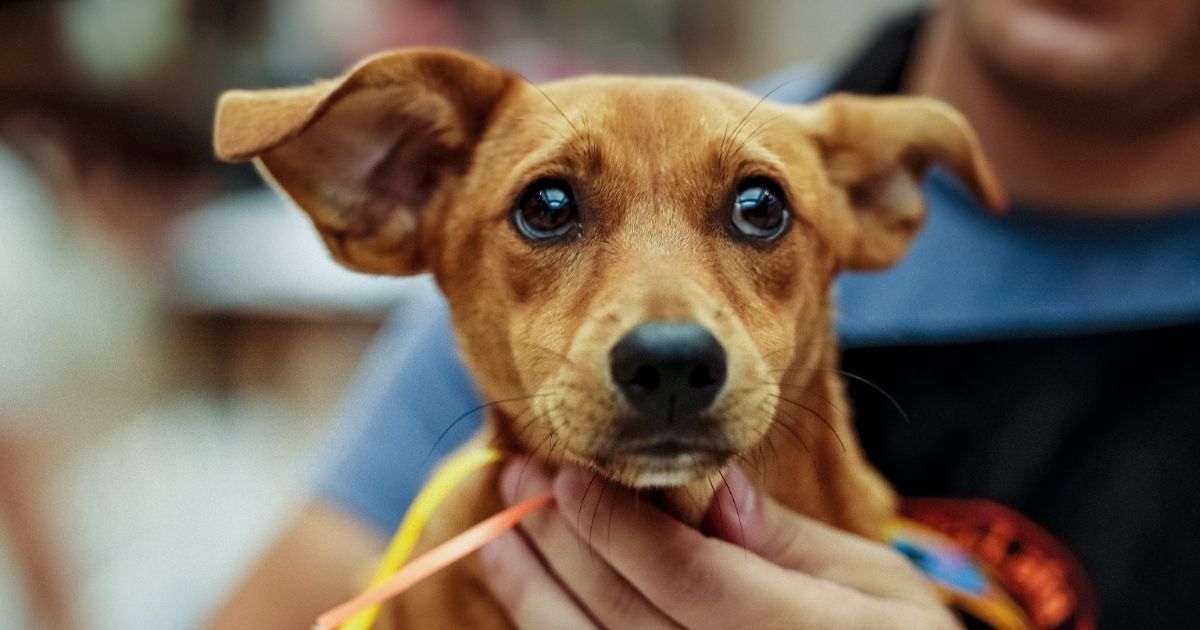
[{"left": 0, "top": 0, "right": 922, "bottom": 627}]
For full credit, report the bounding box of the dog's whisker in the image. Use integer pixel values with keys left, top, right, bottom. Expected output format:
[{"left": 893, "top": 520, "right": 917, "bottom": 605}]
[
  {"left": 822, "top": 367, "right": 911, "bottom": 425},
  {"left": 733, "top": 452, "right": 757, "bottom": 489},
  {"left": 528, "top": 78, "right": 601, "bottom": 164},
  {"left": 767, "top": 362, "right": 909, "bottom": 423},
  {"left": 771, "top": 365, "right": 911, "bottom": 425},
  {"left": 750, "top": 423, "right": 780, "bottom": 489},
  {"left": 579, "top": 109, "right": 600, "bottom": 166},
  {"left": 743, "top": 447, "right": 768, "bottom": 487},
  {"left": 705, "top": 475, "right": 723, "bottom": 539},
  {"left": 523, "top": 77, "right": 584, "bottom": 139},
  {"left": 510, "top": 407, "right": 543, "bottom": 445},
  {"left": 604, "top": 477, "right": 618, "bottom": 559},
  {"left": 422, "top": 392, "right": 557, "bottom": 468},
  {"left": 744, "top": 442, "right": 766, "bottom": 482},
  {"left": 547, "top": 434, "right": 564, "bottom": 478},
  {"left": 770, "top": 392, "right": 846, "bottom": 453},
  {"left": 716, "top": 468, "right": 747, "bottom": 553},
  {"left": 767, "top": 415, "right": 821, "bottom": 483},
  {"left": 767, "top": 432, "right": 781, "bottom": 488},
  {"left": 768, "top": 381, "right": 849, "bottom": 417},
  {"left": 514, "top": 114, "right": 573, "bottom": 146},
  {"left": 720, "top": 99, "right": 761, "bottom": 164},
  {"left": 587, "top": 473, "right": 613, "bottom": 566},
  {"left": 729, "top": 113, "right": 785, "bottom": 161},
  {"left": 510, "top": 400, "right": 554, "bottom": 440},
  {"left": 768, "top": 409, "right": 816, "bottom": 459},
  {"left": 511, "top": 401, "right": 567, "bottom": 455},
  {"left": 577, "top": 468, "right": 601, "bottom": 538},
  {"left": 719, "top": 77, "right": 803, "bottom": 164},
  {"left": 577, "top": 468, "right": 601, "bottom": 562},
  {"left": 755, "top": 441, "right": 770, "bottom": 482},
  {"left": 516, "top": 422, "right": 562, "bottom": 498}
]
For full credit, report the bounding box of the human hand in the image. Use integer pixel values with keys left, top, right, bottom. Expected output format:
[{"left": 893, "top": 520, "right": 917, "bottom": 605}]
[{"left": 480, "top": 460, "right": 961, "bottom": 629}]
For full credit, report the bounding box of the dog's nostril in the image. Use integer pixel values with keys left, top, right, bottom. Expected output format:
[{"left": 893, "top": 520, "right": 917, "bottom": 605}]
[
  {"left": 629, "top": 364, "right": 662, "bottom": 391},
  {"left": 688, "top": 362, "right": 721, "bottom": 389}
]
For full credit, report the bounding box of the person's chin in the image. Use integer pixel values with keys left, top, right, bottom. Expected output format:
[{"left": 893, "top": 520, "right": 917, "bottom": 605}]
[{"left": 958, "top": 1, "right": 1155, "bottom": 99}]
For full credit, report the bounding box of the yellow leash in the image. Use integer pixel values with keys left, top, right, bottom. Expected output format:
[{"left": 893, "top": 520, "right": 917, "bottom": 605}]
[{"left": 340, "top": 447, "right": 505, "bottom": 630}]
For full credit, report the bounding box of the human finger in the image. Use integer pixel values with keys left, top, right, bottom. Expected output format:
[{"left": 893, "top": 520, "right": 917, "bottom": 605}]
[
  {"left": 499, "top": 460, "right": 682, "bottom": 630},
  {"left": 480, "top": 529, "right": 597, "bottom": 630},
  {"left": 553, "top": 466, "right": 950, "bottom": 629},
  {"left": 706, "top": 465, "right": 939, "bottom": 607}
]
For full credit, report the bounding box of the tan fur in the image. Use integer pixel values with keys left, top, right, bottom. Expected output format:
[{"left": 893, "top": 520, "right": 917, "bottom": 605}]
[{"left": 214, "top": 48, "right": 1004, "bottom": 628}]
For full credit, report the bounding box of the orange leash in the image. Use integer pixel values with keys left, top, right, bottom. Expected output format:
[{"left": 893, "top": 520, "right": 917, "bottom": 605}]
[{"left": 314, "top": 491, "right": 553, "bottom": 629}]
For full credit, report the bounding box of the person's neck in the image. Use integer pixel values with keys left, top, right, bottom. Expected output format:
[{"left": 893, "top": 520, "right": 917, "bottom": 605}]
[{"left": 906, "top": 8, "right": 1200, "bottom": 216}]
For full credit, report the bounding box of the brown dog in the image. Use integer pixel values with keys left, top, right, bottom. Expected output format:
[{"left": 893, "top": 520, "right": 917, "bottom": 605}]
[{"left": 214, "top": 48, "right": 1003, "bottom": 628}]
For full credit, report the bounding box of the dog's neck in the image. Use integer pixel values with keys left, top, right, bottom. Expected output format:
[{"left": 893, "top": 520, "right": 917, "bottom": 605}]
[{"left": 756, "top": 368, "right": 895, "bottom": 535}]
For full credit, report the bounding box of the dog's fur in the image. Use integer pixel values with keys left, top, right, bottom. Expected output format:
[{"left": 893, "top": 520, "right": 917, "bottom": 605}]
[{"left": 214, "top": 48, "right": 1003, "bottom": 628}]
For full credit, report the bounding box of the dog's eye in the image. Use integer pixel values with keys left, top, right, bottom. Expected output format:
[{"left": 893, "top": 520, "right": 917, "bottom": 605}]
[
  {"left": 513, "top": 181, "right": 578, "bottom": 241},
  {"left": 731, "top": 179, "right": 789, "bottom": 240}
]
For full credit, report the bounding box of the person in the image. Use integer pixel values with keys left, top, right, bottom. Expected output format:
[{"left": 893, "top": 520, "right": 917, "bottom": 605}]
[
  {"left": 210, "top": 1, "right": 1200, "bottom": 628},
  {"left": 0, "top": 144, "right": 83, "bottom": 630}
]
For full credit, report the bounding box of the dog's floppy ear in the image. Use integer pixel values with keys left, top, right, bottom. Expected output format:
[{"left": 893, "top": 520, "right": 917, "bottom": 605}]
[
  {"left": 805, "top": 94, "right": 1005, "bottom": 270},
  {"left": 213, "top": 48, "right": 517, "bottom": 274}
]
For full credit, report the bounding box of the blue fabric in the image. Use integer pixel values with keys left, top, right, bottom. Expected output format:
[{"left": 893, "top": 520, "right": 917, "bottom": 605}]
[
  {"left": 838, "top": 171, "right": 1200, "bottom": 347},
  {"left": 312, "top": 278, "right": 480, "bottom": 534}
]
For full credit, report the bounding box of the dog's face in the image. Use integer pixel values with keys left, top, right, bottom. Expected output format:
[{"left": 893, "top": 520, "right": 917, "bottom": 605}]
[
  {"left": 215, "top": 49, "right": 1001, "bottom": 490},
  {"left": 448, "top": 75, "right": 841, "bottom": 487}
]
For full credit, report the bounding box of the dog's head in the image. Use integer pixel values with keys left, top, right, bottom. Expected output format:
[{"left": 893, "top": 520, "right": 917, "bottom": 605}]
[{"left": 215, "top": 49, "right": 1002, "bottom": 491}]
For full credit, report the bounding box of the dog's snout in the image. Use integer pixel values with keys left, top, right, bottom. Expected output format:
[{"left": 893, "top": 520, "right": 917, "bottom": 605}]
[{"left": 609, "top": 322, "right": 727, "bottom": 422}]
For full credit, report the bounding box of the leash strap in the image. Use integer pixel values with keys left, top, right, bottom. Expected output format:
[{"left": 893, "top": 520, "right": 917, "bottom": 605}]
[
  {"left": 319, "top": 447, "right": 515, "bottom": 630},
  {"left": 315, "top": 489, "right": 552, "bottom": 629}
]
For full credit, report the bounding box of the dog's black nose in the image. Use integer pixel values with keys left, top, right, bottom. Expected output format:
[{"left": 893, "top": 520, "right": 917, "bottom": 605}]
[{"left": 609, "top": 322, "right": 727, "bottom": 422}]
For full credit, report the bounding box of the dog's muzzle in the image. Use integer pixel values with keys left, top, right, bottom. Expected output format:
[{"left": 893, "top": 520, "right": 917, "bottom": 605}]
[{"left": 608, "top": 321, "right": 728, "bottom": 455}]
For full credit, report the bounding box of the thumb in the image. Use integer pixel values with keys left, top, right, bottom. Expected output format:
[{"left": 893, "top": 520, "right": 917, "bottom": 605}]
[
  {"left": 706, "top": 465, "right": 874, "bottom": 569},
  {"left": 706, "top": 466, "right": 939, "bottom": 605},
  {"left": 704, "top": 464, "right": 794, "bottom": 561}
]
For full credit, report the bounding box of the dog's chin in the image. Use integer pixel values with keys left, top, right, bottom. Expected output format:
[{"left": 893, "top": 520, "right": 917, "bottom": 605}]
[
  {"left": 558, "top": 441, "right": 738, "bottom": 526},
  {"left": 588, "top": 448, "right": 733, "bottom": 489},
  {"left": 597, "top": 451, "right": 733, "bottom": 527}
]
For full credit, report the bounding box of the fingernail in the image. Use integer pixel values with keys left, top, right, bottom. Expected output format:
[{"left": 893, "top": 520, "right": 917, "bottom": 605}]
[
  {"left": 709, "top": 464, "right": 758, "bottom": 545},
  {"left": 722, "top": 464, "right": 758, "bottom": 516},
  {"left": 500, "top": 457, "right": 550, "bottom": 504}
]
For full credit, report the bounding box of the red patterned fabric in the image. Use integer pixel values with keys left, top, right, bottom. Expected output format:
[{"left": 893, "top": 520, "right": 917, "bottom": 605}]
[{"left": 901, "top": 498, "right": 1097, "bottom": 630}]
